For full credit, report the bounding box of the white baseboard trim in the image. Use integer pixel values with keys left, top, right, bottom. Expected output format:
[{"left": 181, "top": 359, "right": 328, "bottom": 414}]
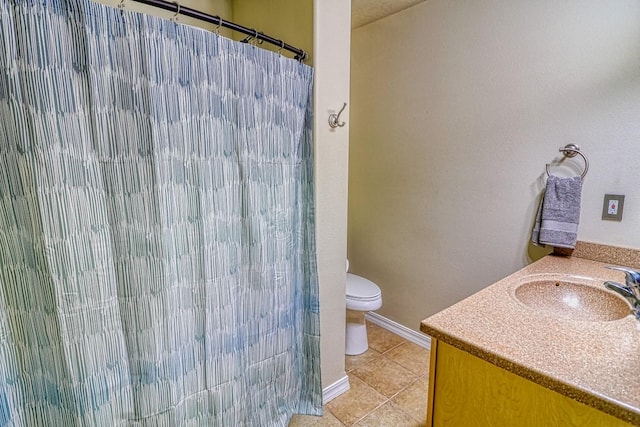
[
  {"left": 365, "top": 312, "right": 431, "bottom": 350},
  {"left": 322, "top": 375, "right": 350, "bottom": 404},
  {"left": 321, "top": 314, "right": 429, "bottom": 404}
]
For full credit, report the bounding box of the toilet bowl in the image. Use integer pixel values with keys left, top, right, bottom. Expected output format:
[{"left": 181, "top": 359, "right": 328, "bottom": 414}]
[{"left": 345, "top": 272, "right": 382, "bottom": 355}]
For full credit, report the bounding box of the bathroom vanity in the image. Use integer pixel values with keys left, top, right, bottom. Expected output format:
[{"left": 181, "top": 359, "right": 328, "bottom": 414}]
[{"left": 421, "top": 244, "right": 640, "bottom": 426}]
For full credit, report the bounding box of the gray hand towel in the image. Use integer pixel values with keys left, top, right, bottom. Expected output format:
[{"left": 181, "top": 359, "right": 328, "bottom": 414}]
[{"left": 532, "top": 175, "right": 582, "bottom": 249}]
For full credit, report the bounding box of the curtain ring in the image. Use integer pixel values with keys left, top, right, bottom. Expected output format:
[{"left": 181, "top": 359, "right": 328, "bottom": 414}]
[
  {"left": 214, "top": 16, "right": 222, "bottom": 35},
  {"left": 172, "top": 1, "right": 180, "bottom": 22},
  {"left": 277, "top": 40, "right": 284, "bottom": 56},
  {"left": 117, "top": 0, "right": 126, "bottom": 14},
  {"left": 252, "top": 29, "right": 258, "bottom": 46}
]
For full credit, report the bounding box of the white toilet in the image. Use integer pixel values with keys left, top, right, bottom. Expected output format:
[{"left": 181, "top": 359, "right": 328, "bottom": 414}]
[{"left": 345, "top": 269, "right": 382, "bottom": 356}]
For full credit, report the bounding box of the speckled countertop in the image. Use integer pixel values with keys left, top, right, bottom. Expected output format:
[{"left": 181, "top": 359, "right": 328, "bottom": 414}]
[{"left": 420, "top": 243, "right": 640, "bottom": 425}]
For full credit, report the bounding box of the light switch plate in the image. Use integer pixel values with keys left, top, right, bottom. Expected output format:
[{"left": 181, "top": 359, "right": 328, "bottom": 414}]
[{"left": 602, "top": 194, "right": 624, "bottom": 221}]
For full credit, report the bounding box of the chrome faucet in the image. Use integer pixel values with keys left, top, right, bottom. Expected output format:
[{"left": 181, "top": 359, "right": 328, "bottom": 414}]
[{"left": 604, "top": 266, "right": 640, "bottom": 321}]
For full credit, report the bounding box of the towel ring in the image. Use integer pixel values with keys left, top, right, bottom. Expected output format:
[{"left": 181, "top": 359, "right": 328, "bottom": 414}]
[{"left": 545, "top": 144, "right": 589, "bottom": 179}]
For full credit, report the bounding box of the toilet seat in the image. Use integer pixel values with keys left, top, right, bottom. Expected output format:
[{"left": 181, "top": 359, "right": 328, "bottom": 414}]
[
  {"left": 346, "top": 273, "right": 381, "bottom": 300},
  {"left": 346, "top": 273, "right": 382, "bottom": 311}
]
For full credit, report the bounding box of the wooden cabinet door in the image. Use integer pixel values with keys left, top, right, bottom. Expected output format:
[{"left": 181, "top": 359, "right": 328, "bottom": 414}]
[{"left": 427, "top": 340, "right": 632, "bottom": 427}]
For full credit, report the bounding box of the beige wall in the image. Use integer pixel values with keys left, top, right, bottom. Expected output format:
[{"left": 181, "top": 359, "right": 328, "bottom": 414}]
[
  {"left": 232, "top": 0, "right": 313, "bottom": 63},
  {"left": 312, "top": 0, "right": 351, "bottom": 390},
  {"left": 349, "top": 1, "right": 640, "bottom": 330}
]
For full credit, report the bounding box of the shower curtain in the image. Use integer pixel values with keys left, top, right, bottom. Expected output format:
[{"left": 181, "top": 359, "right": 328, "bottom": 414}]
[{"left": 0, "top": 0, "right": 321, "bottom": 425}]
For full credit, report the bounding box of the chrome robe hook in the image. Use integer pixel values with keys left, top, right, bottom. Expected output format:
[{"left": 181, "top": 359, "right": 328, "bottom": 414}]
[{"left": 328, "top": 102, "right": 347, "bottom": 128}]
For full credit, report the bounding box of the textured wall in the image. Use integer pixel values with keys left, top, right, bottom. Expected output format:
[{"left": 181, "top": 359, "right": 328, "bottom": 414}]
[
  {"left": 232, "top": 0, "right": 313, "bottom": 63},
  {"left": 351, "top": 0, "right": 424, "bottom": 28},
  {"left": 349, "top": 0, "right": 640, "bottom": 330}
]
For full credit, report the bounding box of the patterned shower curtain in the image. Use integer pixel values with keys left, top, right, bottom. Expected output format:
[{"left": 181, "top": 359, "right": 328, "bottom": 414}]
[{"left": 0, "top": 0, "right": 321, "bottom": 425}]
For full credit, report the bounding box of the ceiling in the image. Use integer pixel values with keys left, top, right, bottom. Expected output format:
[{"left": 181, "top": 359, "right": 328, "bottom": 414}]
[{"left": 351, "top": 0, "right": 425, "bottom": 28}]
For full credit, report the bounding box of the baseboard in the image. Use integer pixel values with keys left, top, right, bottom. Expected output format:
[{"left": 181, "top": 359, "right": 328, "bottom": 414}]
[
  {"left": 321, "top": 315, "right": 429, "bottom": 404},
  {"left": 365, "top": 312, "right": 431, "bottom": 350},
  {"left": 322, "top": 375, "right": 350, "bottom": 404}
]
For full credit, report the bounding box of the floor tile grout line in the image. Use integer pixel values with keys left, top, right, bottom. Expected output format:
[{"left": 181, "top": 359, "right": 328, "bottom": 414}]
[
  {"left": 345, "top": 348, "right": 384, "bottom": 373},
  {"left": 327, "top": 325, "right": 431, "bottom": 427},
  {"left": 381, "top": 341, "right": 407, "bottom": 354},
  {"left": 348, "top": 373, "right": 419, "bottom": 403},
  {"left": 327, "top": 376, "right": 406, "bottom": 425},
  {"left": 381, "top": 342, "right": 432, "bottom": 377},
  {"left": 341, "top": 379, "right": 426, "bottom": 426},
  {"left": 346, "top": 364, "right": 424, "bottom": 425},
  {"left": 350, "top": 352, "right": 419, "bottom": 383},
  {"left": 379, "top": 349, "right": 428, "bottom": 375},
  {"left": 324, "top": 406, "right": 348, "bottom": 426},
  {"left": 349, "top": 398, "right": 390, "bottom": 426},
  {"left": 369, "top": 339, "right": 406, "bottom": 355}
]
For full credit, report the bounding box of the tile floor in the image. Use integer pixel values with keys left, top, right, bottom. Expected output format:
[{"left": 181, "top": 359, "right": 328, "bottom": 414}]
[{"left": 290, "top": 322, "right": 430, "bottom": 426}]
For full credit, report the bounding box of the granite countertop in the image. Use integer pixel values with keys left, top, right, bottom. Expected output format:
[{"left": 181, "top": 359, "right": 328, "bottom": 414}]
[{"left": 420, "top": 245, "right": 640, "bottom": 425}]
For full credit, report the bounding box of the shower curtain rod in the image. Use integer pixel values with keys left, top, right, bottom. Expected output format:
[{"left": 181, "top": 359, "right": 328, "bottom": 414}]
[{"left": 130, "top": 0, "right": 307, "bottom": 62}]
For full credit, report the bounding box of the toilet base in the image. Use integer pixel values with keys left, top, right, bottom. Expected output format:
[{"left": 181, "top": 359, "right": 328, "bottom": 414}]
[{"left": 345, "top": 309, "right": 369, "bottom": 355}]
